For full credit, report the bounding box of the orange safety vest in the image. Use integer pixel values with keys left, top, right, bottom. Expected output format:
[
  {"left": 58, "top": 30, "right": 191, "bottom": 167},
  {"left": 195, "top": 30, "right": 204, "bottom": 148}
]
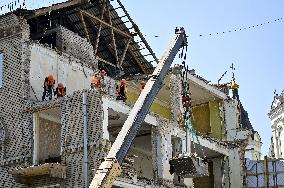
[
  {"left": 57, "top": 88, "right": 65, "bottom": 97},
  {"left": 91, "top": 76, "right": 102, "bottom": 88},
  {"left": 116, "top": 84, "right": 127, "bottom": 97}
]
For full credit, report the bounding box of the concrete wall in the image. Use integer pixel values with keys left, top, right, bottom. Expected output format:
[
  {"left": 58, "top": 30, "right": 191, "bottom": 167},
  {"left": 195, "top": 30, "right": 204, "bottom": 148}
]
[
  {"left": 56, "top": 26, "right": 97, "bottom": 69},
  {"left": 154, "top": 119, "right": 188, "bottom": 182},
  {"left": 60, "top": 90, "right": 108, "bottom": 187},
  {"left": 30, "top": 43, "right": 94, "bottom": 100},
  {"left": 224, "top": 99, "right": 239, "bottom": 141},
  {"left": 0, "top": 14, "right": 33, "bottom": 187}
]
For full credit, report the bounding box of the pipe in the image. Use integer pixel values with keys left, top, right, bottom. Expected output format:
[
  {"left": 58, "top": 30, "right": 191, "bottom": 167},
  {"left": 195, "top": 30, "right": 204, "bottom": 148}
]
[{"left": 83, "top": 92, "right": 88, "bottom": 187}]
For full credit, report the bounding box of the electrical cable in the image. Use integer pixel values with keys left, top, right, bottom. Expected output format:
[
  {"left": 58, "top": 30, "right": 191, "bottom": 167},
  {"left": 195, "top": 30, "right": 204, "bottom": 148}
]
[{"left": 199, "top": 17, "right": 283, "bottom": 37}]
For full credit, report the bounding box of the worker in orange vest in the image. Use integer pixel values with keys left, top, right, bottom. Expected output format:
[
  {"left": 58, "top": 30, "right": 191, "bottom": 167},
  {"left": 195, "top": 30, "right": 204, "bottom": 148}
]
[
  {"left": 42, "top": 74, "right": 55, "bottom": 101},
  {"left": 55, "top": 83, "right": 66, "bottom": 98},
  {"left": 90, "top": 72, "right": 102, "bottom": 89},
  {"left": 139, "top": 80, "right": 146, "bottom": 93},
  {"left": 116, "top": 79, "right": 127, "bottom": 102}
]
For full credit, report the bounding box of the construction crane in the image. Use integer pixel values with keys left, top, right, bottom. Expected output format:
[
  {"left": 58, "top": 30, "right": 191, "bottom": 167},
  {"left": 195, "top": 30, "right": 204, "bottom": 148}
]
[{"left": 89, "top": 28, "right": 188, "bottom": 188}]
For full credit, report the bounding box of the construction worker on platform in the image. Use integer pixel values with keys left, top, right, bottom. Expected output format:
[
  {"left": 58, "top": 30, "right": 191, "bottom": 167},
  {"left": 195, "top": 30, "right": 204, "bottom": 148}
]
[
  {"left": 116, "top": 79, "right": 127, "bottom": 102},
  {"left": 231, "top": 80, "right": 239, "bottom": 100},
  {"left": 100, "top": 69, "right": 107, "bottom": 78},
  {"left": 139, "top": 80, "right": 146, "bottom": 93},
  {"left": 42, "top": 74, "right": 55, "bottom": 101},
  {"left": 54, "top": 83, "right": 66, "bottom": 98},
  {"left": 90, "top": 72, "right": 102, "bottom": 89}
]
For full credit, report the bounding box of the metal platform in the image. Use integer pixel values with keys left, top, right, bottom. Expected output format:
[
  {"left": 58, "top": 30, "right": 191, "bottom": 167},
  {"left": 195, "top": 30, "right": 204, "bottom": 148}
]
[{"left": 169, "top": 154, "right": 209, "bottom": 178}]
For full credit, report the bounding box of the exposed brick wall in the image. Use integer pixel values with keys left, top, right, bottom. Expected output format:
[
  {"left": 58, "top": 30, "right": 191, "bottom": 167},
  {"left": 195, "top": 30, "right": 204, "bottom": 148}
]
[
  {"left": 61, "top": 90, "right": 109, "bottom": 187},
  {"left": 0, "top": 14, "right": 32, "bottom": 188},
  {"left": 169, "top": 74, "right": 183, "bottom": 123},
  {"left": 56, "top": 26, "right": 98, "bottom": 70}
]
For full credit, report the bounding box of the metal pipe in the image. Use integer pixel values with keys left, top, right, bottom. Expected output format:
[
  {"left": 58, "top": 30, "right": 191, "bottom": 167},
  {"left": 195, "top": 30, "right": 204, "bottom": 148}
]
[{"left": 83, "top": 92, "right": 88, "bottom": 187}]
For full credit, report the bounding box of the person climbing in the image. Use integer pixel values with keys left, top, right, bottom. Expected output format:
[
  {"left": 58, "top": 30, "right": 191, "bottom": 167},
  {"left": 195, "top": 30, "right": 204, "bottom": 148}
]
[
  {"left": 139, "top": 80, "right": 146, "bottom": 93},
  {"left": 231, "top": 80, "right": 239, "bottom": 100},
  {"left": 116, "top": 79, "right": 127, "bottom": 102},
  {"left": 42, "top": 74, "right": 55, "bottom": 101},
  {"left": 90, "top": 72, "right": 102, "bottom": 89},
  {"left": 54, "top": 83, "right": 66, "bottom": 98}
]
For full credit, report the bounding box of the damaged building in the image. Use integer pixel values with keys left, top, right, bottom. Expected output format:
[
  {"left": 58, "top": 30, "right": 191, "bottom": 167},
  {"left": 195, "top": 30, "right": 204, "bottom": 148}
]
[{"left": 0, "top": 0, "right": 261, "bottom": 187}]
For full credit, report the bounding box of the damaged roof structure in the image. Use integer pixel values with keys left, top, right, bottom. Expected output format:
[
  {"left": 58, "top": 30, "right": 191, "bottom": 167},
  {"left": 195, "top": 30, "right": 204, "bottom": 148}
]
[{"left": 0, "top": 0, "right": 262, "bottom": 187}]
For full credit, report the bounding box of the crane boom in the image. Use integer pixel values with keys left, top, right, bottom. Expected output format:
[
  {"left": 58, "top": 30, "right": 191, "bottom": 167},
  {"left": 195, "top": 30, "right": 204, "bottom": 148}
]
[{"left": 89, "top": 28, "right": 187, "bottom": 188}]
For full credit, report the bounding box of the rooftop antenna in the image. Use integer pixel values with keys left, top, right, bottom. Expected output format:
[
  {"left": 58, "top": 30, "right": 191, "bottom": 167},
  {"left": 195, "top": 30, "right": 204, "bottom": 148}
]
[
  {"left": 217, "top": 71, "right": 227, "bottom": 85},
  {"left": 230, "top": 63, "right": 236, "bottom": 82}
]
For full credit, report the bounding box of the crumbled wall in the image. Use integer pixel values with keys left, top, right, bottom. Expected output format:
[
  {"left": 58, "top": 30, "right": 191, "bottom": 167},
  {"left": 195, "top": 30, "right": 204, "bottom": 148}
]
[
  {"left": 0, "top": 14, "right": 32, "bottom": 188},
  {"left": 169, "top": 74, "right": 183, "bottom": 122},
  {"left": 223, "top": 99, "right": 239, "bottom": 141},
  {"left": 56, "top": 26, "right": 98, "bottom": 69},
  {"left": 154, "top": 118, "right": 187, "bottom": 182},
  {"left": 29, "top": 43, "right": 94, "bottom": 99},
  {"left": 61, "top": 90, "right": 110, "bottom": 187}
]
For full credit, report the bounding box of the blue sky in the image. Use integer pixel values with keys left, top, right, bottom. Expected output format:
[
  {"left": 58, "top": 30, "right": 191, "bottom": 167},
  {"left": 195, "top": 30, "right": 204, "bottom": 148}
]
[
  {"left": 121, "top": 0, "right": 284, "bottom": 157},
  {"left": 1, "top": 0, "right": 284, "bottom": 156}
]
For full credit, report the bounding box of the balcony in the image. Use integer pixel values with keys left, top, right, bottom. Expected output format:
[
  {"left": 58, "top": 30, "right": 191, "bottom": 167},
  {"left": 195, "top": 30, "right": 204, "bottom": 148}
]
[{"left": 10, "top": 163, "right": 66, "bottom": 185}]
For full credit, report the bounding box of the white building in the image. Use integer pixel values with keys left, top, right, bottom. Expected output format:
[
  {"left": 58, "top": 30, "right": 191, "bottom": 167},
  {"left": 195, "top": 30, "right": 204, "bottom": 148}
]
[{"left": 268, "top": 91, "right": 284, "bottom": 159}]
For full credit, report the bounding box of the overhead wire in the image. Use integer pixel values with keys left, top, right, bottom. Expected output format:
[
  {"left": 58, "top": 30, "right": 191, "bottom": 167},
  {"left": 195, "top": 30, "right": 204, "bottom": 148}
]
[{"left": 199, "top": 17, "right": 283, "bottom": 37}]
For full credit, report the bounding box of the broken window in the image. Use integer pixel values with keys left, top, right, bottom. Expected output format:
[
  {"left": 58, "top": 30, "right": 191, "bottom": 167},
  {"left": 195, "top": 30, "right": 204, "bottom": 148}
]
[
  {"left": 33, "top": 107, "right": 61, "bottom": 165},
  {"left": 0, "top": 52, "right": 3, "bottom": 88}
]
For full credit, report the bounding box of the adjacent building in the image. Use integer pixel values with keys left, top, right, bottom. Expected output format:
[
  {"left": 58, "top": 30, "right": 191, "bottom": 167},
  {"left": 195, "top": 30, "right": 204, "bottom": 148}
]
[{"left": 268, "top": 91, "right": 284, "bottom": 159}]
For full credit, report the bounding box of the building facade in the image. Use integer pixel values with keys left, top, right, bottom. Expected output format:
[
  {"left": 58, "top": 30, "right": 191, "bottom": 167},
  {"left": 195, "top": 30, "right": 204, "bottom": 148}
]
[
  {"left": 268, "top": 91, "right": 284, "bottom": 159},
  {"left": 0, "top": 0, "right": 260, "bottom": 187}
]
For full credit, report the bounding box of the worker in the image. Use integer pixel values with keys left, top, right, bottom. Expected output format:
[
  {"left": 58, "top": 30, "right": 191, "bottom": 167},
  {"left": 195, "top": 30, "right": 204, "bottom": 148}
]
[
  {"left": 90, "top": 72, "right": 102, "bottom": 89},
  {"left": 42, "top": 74, "right": 55, "bottom": 101},
  {"left": 116, "top": 79, "right": 127, "bottom": 102},
  {"left": 231, "top": 80, "right": 239, "bottom": 100},
  {"left": 139, "top": 80, "right": 146, "bottom": 93},
  {"left": 100, "top": 69, "right": 107, "bottom": 78},
  {"left": 54, "top": 83, "right": 66, "bottom": 98}
]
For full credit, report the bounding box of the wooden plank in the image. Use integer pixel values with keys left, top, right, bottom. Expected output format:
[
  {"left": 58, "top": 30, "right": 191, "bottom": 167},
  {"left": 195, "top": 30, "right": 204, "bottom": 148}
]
[
  {"left": 79, "top": 11, "right": 91, "bottom": 42},
  {"left": 96, "top": 57, "right": 116, "bottom": 67},
  {"left": 94, "top": 0, "right": 106, "bottom": 55},
  {"left": 118, "top": 38, "right": 130, "bottom": 68},
  {"left": 116, "top": 0, "right": 159, "bottom": 64},
  {"left": 79, "top": 9, "right": 132, "bottom": 38},
  {"left": 26, "top": 0, "right": 84, "bottom": 19},
  {"left": 107, "top": 5, "right": 119, "bottom": 64}
]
